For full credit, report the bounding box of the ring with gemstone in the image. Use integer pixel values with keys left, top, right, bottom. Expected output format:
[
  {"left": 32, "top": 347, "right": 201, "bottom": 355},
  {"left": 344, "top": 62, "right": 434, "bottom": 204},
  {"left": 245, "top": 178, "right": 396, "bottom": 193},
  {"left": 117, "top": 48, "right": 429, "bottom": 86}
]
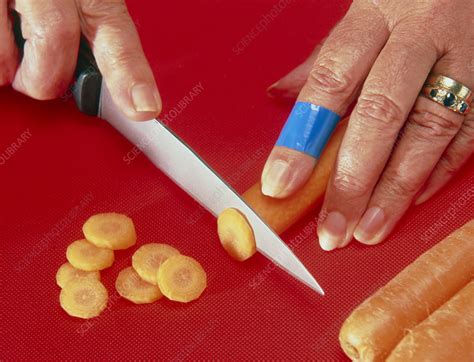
[{"left": 421, "top": 74, "right": 472, "bottom": 115}]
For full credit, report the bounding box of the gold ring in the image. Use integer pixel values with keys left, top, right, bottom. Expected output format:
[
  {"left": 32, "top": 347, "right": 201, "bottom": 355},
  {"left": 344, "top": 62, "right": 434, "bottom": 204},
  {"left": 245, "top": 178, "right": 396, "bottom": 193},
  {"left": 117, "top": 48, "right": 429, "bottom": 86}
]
[{"left": 421, "top": 74, "right": 472, "bottom": 115}]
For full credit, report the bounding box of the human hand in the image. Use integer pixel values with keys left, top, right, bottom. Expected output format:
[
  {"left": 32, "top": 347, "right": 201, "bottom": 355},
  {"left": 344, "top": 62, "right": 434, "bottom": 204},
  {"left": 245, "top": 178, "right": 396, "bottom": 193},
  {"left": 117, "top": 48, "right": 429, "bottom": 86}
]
[
  {"left": 0, "top": 0, "right": 161, "bottom": 121},
  {"left": 262, "top": 0, "right": 473, "bottom": 250}
]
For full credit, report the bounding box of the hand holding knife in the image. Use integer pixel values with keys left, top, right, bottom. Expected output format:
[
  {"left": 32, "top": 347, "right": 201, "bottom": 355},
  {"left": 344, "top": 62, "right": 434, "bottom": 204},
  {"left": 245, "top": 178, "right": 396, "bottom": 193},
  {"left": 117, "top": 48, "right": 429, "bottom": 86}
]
[{"left": 13, "top": 15, "right": 325, "bottom": 295}]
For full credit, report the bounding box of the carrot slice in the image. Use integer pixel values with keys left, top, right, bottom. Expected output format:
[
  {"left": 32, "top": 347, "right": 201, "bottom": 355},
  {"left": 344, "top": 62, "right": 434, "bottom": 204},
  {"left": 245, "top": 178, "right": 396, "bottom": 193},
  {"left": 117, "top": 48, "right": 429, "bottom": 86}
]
[
  {"left": 60, "top": 278, "right": 108, "bottom": 319},
  {"left": 339, "top": 219, "right": 474, "bottom": 361},
  {"left": 82, "top": 213, "right": 136, "bottom": 250},
  {"left": 115, "top": 267, "right": 162, "bottom": 304},
  {"left": 157, "top": 255, "right": 207, "bottom": 303},
  {"left": 217, "top": 208, "right": 256, "bottom": 261},
  {"left": 56, "top": 262, "right": 100, "bottom": 288},
  {"left": 132, "top": 243, "right": 180, "bottom": 285},
  {"left": 66, "top": 239, "right": 114, "bottom": 271},
  {"left": 387, "top": 280, "right": 474, "bottom": 362}
]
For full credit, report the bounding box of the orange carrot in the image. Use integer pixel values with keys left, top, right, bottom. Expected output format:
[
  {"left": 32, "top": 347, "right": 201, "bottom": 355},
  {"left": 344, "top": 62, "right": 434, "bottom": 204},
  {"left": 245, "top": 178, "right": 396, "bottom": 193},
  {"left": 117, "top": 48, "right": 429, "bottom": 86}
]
[
  {"left": 339, "top": 219, "right": 474, "bottom": 362},
  {"left": 216, "top": 120, "right": 347, "bottom": 260},
  {"left": 240, "top": 120, "right": 347, "bottom": 235},
  {"left": 387, "top": 280, "right": 474, "bottom": 362}
]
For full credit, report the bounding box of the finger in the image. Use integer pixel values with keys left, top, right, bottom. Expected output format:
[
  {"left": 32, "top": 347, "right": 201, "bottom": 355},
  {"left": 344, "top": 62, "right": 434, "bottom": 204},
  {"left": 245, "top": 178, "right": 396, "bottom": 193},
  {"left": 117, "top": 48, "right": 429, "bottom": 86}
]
[
  {"left": 261, "top": 2, "right": 389, "bottom": 198},
  {"left": 353, "top": 96, "right": 465, "bottom": 245},
  {"left": 77, "top": 0, "right": 161, "bottom": 121},
  {"left": 267, "top": 39, "right": 326, "bottom": 99},
  {"left": 415, "top": 107, "right": 474, "bottom": 205},
  {"left": 0, "top": 0, "right": 18, "bottom": 85},
  {"left": 12, "top": 0, "right": 80, "bottom": 100},
  {"left": 353, "top": 53, "right": 474, "bottom": 244},
  {"left": 317, "top": 33, "right": 438, "bottom": 251}
]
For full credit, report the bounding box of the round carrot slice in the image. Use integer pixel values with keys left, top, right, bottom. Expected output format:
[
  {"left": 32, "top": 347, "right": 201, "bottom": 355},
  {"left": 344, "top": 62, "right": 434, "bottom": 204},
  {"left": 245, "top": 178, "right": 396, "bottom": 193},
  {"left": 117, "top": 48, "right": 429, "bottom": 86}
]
[
  {"left": 82, "top": 213, "right": 136, "bottom": 250},
  {"left": 60, "top": 278, "right": 108, "bottom": 319},
  {"left": 66, "top": 239, "right": 114, "bottom": 271},
  {"left": 132, "top": 243, "right": 180, "bottom": 285},
  {"left": 115, "top": 267, "right": 162, "bottom": 304},
  {"left": 217, "top": 208, "right": 256, "bottom": 261},
  {"left": 157, "top": 255, "right": 207, "bottom": 303},
  {"left": 56, "top": 262, "right": 100, "bottom": 288}
]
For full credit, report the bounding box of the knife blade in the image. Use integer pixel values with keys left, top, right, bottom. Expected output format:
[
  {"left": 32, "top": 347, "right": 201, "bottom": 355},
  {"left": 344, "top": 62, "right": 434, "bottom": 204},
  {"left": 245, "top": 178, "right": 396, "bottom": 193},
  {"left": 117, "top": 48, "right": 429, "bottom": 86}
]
[
  {"left": 98, "top": 83, "right": 324, "bottom": 295},
  {"left": 11, "top": 11, "right": 324, "bottom": 295}
]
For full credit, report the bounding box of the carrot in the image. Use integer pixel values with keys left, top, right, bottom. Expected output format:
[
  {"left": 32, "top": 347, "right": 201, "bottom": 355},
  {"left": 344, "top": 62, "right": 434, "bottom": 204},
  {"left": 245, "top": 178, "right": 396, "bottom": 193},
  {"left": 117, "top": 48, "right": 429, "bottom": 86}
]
[
  {"left": 339, "top": 219, "right": 474, "bottom": 362},
  {"left": 216, "top": 120, "right": 347, "bottom": 259},
  {"left": 60, "top": 278, "right": 108, "bottom": 319},
  {"left": 387, "top": 280, "right": 474, "bottom": 362},
  {"left": 217, "top": 208, "right": 256, "bottom": 261},
  {"left": 157, "top": 255, "right": 207, "bottom": 303}
]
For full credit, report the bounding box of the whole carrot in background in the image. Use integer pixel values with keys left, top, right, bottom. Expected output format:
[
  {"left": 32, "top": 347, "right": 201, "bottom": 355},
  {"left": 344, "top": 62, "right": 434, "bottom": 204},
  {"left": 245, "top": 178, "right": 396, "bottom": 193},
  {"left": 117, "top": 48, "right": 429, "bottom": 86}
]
[
  {"left": 387, "top": 280, "right": 474, "bottom": 362},
  {"left": 339, "top": 219, "right": 474, "bottom": 362}
]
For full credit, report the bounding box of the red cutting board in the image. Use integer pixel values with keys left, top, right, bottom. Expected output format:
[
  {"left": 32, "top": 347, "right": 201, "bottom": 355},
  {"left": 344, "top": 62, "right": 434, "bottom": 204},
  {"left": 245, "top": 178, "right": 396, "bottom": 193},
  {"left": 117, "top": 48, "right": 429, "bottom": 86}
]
[{"left": 1, "top": 1, "right": 473, "bottom": 360}]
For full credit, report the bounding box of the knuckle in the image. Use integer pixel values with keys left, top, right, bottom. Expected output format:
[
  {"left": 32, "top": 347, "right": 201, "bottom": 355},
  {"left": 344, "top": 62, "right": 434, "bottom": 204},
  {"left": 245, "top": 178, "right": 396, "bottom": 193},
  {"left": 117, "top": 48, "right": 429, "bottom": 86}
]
[
  {"left": 439, "top": 117, "right": 474, "bottom": 176},
  {"left": 307, "top": 61, "right": 354, "bottom": 98},
  {"left": 459, "top": 113, "right": 474, "bottom": 141},
  {"left": 79, "top": 0, "right": 128, "bottom": 18},
  {"left": 439, "top": 154, "right": 462, "bottom": 177},
  {"left": 381, "top": 170, "right": 420, "bottom": 197},
  {"left": 408, "top": 106, "right": 462, "bottom": 139},
  {"left": 98, "top": 42, "right": 144, "bottom": 68},
  {"left": 34, "top": 10, "right": 79, "bottom": 42},
  {"left": 332, "top": 167, "right": 372, "bottom": 198},
  {"left": 355, "top": 93, "right": 404, "bottom": 132}
]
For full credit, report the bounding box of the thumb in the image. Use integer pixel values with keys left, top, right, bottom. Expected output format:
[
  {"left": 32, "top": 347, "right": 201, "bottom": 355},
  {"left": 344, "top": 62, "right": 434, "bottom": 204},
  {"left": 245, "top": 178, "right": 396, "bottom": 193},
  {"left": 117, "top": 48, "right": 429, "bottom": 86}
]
[
  {"left": 77, "top": 0, "right": 161, "bottom": 121},
  {"left": 267, "top": 40, "right": 325, "bottom": 100}
]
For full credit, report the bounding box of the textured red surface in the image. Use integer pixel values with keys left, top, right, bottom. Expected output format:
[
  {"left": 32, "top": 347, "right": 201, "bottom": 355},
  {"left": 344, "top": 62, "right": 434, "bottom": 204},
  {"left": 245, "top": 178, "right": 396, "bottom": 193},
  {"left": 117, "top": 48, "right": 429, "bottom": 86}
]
[{"left": 1, "top": 1, "right": 473, "bottom": 360}]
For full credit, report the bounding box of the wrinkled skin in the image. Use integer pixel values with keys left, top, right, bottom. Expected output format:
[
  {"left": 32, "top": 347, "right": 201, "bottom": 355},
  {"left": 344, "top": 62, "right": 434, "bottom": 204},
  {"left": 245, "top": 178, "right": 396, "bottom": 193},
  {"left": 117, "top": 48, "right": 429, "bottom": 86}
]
[
  {"left": 262, "top": 0, "right": 474, "bottom": 250},
  {"left": 0, "top": 0, "right": 161, "bottom": 120}
]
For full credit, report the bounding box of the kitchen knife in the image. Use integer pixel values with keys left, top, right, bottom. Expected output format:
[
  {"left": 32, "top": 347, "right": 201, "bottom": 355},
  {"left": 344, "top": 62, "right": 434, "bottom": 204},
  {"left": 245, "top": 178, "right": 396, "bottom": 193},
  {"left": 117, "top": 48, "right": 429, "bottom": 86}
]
[
  {"left": 13, "top": 16, "right": 324, "bottom": 294},
  {"left": 95, "top": 84, "right": 324, "bottom": 295}
]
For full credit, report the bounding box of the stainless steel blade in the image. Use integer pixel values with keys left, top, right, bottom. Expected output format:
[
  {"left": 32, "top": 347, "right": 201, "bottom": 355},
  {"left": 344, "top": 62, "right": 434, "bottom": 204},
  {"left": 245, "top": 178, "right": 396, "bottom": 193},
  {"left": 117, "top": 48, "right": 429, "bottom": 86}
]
[{"left": 99, "top": 84, "right": 324, "bottom": 295}]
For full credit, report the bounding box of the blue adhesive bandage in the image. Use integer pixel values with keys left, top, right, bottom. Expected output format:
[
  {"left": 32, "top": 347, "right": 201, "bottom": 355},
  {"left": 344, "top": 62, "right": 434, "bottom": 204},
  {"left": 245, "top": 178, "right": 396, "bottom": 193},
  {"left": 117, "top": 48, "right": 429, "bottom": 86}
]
[{"left": 275, "top": 102, "right": 341, "bottom": 158}]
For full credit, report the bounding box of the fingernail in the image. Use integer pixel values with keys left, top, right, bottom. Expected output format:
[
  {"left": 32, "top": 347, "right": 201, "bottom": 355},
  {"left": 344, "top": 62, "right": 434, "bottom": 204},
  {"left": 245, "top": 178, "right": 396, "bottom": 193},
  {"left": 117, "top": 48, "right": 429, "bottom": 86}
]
[
  {"left": 131, "top": 83, "right": 159, "bottom": 112},
  {"left": 267, "top": 82, "right": 289, "bottom": 98},
  {"left": 261, "top": 159, "right": 292, "bottom": 197},
  {"left": 267, "top": 81, "right": 279, "bottom": 92},
  {"left": 413, "top": 183, "right": 429, "bottom": 205},
  {"left": 354, "top": 207, "right": 385, "bottom": 244},
  {"left": 414, "top": 190, "right": 432, "bottom": 205},
  {"left": 317, "top": 211, "right": 347, "bottom": 251}
]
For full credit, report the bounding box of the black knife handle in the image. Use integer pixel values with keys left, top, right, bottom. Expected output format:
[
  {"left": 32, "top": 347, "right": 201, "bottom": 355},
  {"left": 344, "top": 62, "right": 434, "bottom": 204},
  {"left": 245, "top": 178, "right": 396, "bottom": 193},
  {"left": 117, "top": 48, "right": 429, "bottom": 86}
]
[
  {"left": 12, "top": 10, "right": 102, "bottom": 116},
  {"left": 73, "top": 39, "right": 103, "bottom": 116}
]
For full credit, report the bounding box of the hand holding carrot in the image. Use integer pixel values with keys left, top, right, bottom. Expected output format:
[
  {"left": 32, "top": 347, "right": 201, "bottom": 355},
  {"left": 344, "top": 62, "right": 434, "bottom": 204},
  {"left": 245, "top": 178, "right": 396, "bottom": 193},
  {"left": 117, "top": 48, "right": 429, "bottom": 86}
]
[{"left": 263, "top": 0, "right": 474, "bottom": 250}]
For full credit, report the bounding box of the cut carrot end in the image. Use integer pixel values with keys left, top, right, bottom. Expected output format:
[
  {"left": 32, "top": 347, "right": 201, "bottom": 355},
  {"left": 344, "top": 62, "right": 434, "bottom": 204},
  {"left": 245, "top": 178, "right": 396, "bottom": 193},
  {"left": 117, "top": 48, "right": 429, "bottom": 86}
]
[
  {"left": 217, "top": 208, "right": 256, "bottom": 261},
  {"left": 82, "top": 213, "right": 136, "bottom": 250},
  {"left": 339, "top": 219, "right": 474, "bottom": 361},
  {"left": 157, "top": 255, "right": 207, "bottom": 303}
]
